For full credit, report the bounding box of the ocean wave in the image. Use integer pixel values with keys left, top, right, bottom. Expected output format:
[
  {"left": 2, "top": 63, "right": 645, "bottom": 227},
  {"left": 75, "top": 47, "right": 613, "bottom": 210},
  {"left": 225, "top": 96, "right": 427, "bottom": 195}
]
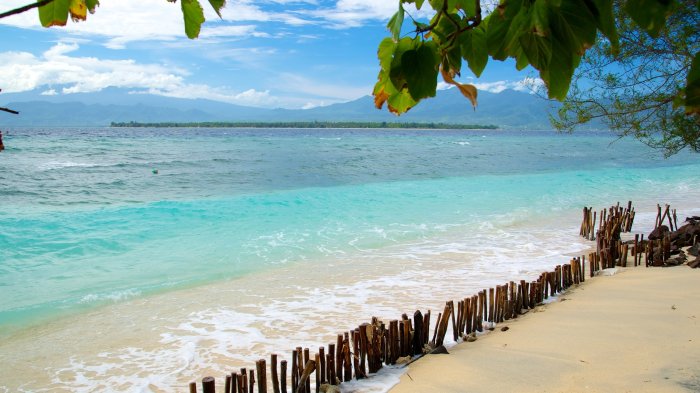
[{"left": 78, "top": 289, "right": 142, "bottom": 305}]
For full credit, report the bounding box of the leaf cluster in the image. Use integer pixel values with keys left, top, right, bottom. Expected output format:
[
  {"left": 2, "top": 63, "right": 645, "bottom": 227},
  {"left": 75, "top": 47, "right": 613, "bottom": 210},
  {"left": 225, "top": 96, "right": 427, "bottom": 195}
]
[
  {"left": 552, "top": 0, "right": 700, "bottom": 156},
  {"left": 374, "top": 0, "right": 699, "bottom": 120},
  {"left": 33, "top": 0, "right": 225, "bottom": 39}
]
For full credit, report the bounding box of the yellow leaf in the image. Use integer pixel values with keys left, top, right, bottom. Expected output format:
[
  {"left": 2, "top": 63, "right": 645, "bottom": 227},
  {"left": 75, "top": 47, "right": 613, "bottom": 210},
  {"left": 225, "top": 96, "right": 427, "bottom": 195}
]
[
  {"left": 440, "top": 66, "right": 478, "bottom": 109},
  {"left": 374, "top": 88, "right": 390, "bottom": 110},
  {"left": 69, "top": 0, "right": 87, "bottom": 21}
]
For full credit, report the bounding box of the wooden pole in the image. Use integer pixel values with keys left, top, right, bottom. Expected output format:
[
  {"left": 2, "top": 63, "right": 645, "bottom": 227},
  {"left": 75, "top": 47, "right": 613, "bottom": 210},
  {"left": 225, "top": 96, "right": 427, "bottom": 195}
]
[
  {"left": 335, "top": 335, "right": 343, "bottom": 382},
  {"left": 318, "top": 347, "right": 326, "bottom": 385},
  {"left": 314, "top": 353, "right": 321, "bottom": 393},
  {"left": 281, "top": 361, "right": 287, "bottom": 393},
  {"left": 202, "top": 377, "right": 216, "bottom": 393},
  {"left": 296, "top": 360, "right": 316, "bottom": 393},
  {"left": 190, "top": 382, "right": 197, "bottom": 393},
  {"left": 257, "top": 359, "right": 267, "bottom": 393},
  {"left": 271, "top": 354, "right": 280, "bottom": 393},
  {"left": 303, "top": 348, "right": 310, "bottom": 393},
  {"left": 232, "top": 373, "right": 239, "bottom": 393},
  {"left": 413, "top": 310, "right": 423, "bottom": 355},
  {"left": 241, "top": 369, "right": 248, "bottom": 393},
  {"left": 291, "top": 351, "right": 298, "bottom": 392},
  {"left": 343, "top": 333, "right": 352, "bottom": 381},
  {"left": 326, "top": 344, "right": 337, "bottom": 385}
]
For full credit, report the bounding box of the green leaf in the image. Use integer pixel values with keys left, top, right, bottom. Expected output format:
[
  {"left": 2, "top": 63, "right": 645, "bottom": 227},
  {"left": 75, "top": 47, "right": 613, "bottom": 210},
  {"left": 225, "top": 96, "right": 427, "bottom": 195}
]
[
  {"left": 401, "top": 41, "right": 440, "bottom": 100},
  {"left": 625, "top": 0, "right": 675, "bottom": 38},
  {"left": 519, "top": 33, "right": 551, "bottom": 70},
  {"left": 444, "top": 44, "right": 462, "bottom": 76},
  {"left": 430, "top": 12, "right": 459, "bottom": 42},
  {"left": 85, "top": 0, "right": 99, "bottom": 13},
  {"left": 551, "top": 0, "right": 597, "bottom": 55},
  {"left": 378, "top": 38, "right": 397, "bottom": 72},
  {"left": 69, "top": 0, "right": 87, "bottom": 21},
  {"left": 181, "top": 0, "right": 205, "bottom": 39},
  {"left": 39, "top": 0, "right": 70, "bottom": 27},
  {"left": 456, "top": 0, "right": 477, "bottom": 18},
  {"left": 415, "top": 0, "right": 426, "bottom": 9},
  {"left": 389, "top": 37, "right": 418, "bottom": 92},
  {"left": 589, "top": 0, "right": 618, "bottom": 51},
  {"left": 485, "top": 0, "right": 523, "bottom": 60},
  {"left": 542, "top": 33, "right": 575, "bottom": 100},
  {"left": 460, "top": 26, "right": 488, "bottom": 76},
  {"left": 686, "top": 52, "right": 700, "bottom": 114},
  {"left": 373, "top": 68, "right": 417, "bottom": 115},
  {"left": 387, "top": 5, "right": 405, "bottom": 41},
  {"left": 208, "top": 0, "right": 226, "bottom": 17},
  {"left": 428, "top": 0, "right": 445, "bottom": 10},
  {"left": 387, "top": 88, "right": 418, "bottom": 114}
]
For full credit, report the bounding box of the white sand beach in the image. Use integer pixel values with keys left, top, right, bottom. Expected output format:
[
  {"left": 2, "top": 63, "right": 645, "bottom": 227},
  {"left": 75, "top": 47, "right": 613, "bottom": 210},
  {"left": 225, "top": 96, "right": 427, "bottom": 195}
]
[{"left": 391, "top": 264, "right": 700, "bottom": 393}]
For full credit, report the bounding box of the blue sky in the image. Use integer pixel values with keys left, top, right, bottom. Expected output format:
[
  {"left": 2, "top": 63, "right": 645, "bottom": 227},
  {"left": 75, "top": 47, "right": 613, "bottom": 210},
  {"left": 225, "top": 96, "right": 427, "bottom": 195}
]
[{"left": 0, "top": 0, "right": 540, "bottom": 109}]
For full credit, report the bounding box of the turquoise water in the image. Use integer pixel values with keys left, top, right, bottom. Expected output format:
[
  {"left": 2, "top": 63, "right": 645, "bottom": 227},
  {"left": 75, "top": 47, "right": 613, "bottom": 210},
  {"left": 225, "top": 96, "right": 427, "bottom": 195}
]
[{"left": 1, "top": 127, "right": 699, "bottom": 336}]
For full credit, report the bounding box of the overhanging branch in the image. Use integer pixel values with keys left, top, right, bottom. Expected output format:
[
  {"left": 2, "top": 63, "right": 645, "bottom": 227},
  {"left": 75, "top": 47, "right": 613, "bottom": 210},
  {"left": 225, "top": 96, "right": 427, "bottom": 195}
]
[
  {"left": 0, "top": 107, "right": 19, "bottom": 115},
  {"left": 0, "top": 0, "right": 55, "bottom": 20}
]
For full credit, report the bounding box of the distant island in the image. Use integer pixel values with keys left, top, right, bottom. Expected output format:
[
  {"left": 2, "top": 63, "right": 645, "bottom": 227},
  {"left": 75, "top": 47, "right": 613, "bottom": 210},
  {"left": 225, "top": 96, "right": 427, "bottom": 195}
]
[{"left": 110, "top": 121, "right": 499, "bottom": 130}]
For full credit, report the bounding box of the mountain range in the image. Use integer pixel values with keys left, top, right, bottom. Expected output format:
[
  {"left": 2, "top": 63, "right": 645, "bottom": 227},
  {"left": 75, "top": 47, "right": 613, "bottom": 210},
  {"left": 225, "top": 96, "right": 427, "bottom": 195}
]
[{"left": 0, "top": 87, "right": 562, "bottom": 129}]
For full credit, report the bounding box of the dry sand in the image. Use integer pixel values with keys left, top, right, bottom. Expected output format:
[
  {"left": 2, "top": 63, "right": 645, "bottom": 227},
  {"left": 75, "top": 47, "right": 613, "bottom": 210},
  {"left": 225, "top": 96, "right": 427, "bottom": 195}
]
[{"left": 390, "top": 265, "right": 700, "bottom": 393}]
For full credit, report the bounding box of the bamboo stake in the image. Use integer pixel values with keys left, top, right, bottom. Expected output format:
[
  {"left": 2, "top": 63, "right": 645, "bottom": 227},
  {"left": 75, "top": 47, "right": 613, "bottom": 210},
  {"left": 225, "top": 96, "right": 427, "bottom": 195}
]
[
  {"left": 315, "top": 354, "right": 320, "bottom": 393},
  {"left": 318, "top": 347, "right": 325, "bottom": 385},
  {"left": 241, "top": 368, "right": 248, "bottom": 393},
  {"left": 281, "top": 361, "right": 287, "bottom": 393},
  {"left": 257, "top": 359, "right": 267, "bottom": 393},
  {"left": 202, "top": 377, "right": 215, "bottom": 393},
  {"left": 232, "top": 373, "right": 239, "bottom": 393},
  {"left": 295, "top": 360, "right": 316, "bottom": 393},
  {"left": 270, "top": 355, "right": 280, "bottom": 393}
]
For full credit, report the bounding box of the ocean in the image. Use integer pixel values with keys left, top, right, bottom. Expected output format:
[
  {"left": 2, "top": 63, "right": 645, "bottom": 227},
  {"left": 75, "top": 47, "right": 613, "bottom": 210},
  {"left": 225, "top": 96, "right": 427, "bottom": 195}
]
[{"left": 1, "top": 127, "right": 699, "bottom": 392}]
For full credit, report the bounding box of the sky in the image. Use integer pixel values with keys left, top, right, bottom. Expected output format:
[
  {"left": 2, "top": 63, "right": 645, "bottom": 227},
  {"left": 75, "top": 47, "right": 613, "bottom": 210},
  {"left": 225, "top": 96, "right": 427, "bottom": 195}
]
[{"left": 0, "top": 0, "right": 539, "bottom": 109}]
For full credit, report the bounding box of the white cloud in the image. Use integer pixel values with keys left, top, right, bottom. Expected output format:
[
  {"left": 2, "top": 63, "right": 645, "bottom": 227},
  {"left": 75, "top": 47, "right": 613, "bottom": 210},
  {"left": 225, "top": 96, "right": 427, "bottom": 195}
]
[
  {"left": 437, "top": 76, "right": 545, "bottom": 94},
  {"left": 0, "top": 0, "right": 423, "bottom": 47},
  {"left": 0, "top": 0, "right": 280, "bottom": 48},
  {"left": 0, "top": 42, "right": 360, "bottom": 108}
]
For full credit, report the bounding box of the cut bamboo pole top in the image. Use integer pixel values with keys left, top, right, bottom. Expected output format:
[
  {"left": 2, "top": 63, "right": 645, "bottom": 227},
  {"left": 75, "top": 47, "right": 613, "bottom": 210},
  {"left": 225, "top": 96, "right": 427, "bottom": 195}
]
[{"left": 390, "top": 265, "right": 700, "bottom": 393}]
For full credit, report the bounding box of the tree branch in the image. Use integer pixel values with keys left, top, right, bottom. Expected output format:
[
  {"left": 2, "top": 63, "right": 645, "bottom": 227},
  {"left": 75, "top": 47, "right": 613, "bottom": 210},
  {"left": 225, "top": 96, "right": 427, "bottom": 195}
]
[
  {"left": 0, "top": 0, "right": 55, "bottom": 20},
  {"left": 0, "top": 107, "right": 19, "bottom": 115}
]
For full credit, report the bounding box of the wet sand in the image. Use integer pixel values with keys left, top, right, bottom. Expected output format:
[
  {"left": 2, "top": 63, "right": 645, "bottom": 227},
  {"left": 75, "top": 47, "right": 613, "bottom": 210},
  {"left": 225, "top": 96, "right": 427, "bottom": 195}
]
[{"left": 390, "top": 264, "right": 700, "bottom": 393}]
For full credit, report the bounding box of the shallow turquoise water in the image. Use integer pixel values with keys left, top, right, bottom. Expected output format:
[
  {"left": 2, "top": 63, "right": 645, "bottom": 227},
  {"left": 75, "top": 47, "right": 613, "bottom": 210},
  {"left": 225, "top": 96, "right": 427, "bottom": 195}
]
[{"left": 1, "top": 128, "right": 698, "bottom": 334}]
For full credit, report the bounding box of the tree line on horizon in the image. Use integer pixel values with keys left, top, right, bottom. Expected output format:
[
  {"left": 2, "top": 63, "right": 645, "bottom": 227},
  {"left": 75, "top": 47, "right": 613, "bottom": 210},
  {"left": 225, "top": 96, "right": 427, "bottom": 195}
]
[{"left": 110, "top": 121, "right": 500, "bottom": 130}]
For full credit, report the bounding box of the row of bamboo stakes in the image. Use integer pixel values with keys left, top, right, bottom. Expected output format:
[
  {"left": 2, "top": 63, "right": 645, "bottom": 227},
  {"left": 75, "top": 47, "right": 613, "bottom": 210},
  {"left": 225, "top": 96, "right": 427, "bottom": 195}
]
[
  {"left": 580, "top": 201, "right": 635, "bottom": 241},
  {"left": 589, "top": 202, "right": 687, "bottom": 268},
  {"left": 190, "top": 254, "right": 592, "bottom": 393},
  {"left": 188, "top": 202, "right": 660, "bottom": 393},
  {"left": 655, "top": 204, "right": 678, "bottom": 231}
]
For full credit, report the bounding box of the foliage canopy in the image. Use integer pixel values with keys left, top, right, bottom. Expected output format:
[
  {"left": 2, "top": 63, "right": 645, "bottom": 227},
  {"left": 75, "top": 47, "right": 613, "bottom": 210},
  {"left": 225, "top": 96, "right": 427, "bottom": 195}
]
[{"left": 552, "top": 0, "right": 699, "bottom": 156}]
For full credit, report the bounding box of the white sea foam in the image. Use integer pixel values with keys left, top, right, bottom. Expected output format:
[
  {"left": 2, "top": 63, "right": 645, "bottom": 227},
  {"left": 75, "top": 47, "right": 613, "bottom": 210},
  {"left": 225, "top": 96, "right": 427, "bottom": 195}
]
[
  {"left": 4, "top": 203, "right": 700, "bottom": 392},
  {"left": 78, "top": 289, "right": 142, "bottom": 304}
]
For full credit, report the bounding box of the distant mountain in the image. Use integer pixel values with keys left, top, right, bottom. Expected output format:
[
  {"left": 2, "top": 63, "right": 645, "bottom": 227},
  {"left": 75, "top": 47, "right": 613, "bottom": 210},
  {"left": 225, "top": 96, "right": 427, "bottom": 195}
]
[{"left": 0, "top": 87, "right": 561, "bottom": 129}]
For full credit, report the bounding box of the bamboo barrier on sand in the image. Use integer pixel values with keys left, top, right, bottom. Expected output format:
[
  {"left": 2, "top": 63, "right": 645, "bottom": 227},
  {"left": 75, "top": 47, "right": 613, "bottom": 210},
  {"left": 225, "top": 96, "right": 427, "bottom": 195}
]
[{"left": 189, "top": 202, "right": 649, "bottom": 393}]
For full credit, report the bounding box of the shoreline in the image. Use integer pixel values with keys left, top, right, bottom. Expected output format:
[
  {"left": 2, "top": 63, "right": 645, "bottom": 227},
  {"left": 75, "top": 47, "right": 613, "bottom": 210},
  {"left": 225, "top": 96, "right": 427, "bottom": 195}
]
[
  {"left": 1, "top": 203, "right": 698, "bottom": 392},
  {"left": 390, "top": 264, "right": 700, "bottom": 393}
]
